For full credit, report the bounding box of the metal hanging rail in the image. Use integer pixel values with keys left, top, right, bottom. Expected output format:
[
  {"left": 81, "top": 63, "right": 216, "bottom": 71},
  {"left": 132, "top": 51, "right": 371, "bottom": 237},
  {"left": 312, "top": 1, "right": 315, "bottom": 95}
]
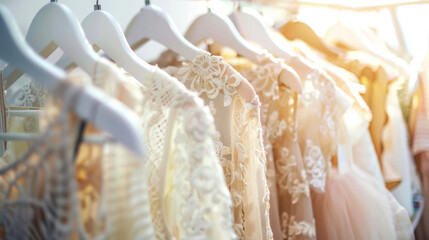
[{"left": 270, "top": 0, "right": 429, "bottom": 11}]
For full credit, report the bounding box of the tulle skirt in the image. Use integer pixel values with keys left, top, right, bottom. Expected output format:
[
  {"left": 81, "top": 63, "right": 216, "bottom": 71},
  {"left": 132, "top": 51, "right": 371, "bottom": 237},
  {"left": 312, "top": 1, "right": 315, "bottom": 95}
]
[{"left": 312, "top": 166, "right": 398, "bottom": 240}]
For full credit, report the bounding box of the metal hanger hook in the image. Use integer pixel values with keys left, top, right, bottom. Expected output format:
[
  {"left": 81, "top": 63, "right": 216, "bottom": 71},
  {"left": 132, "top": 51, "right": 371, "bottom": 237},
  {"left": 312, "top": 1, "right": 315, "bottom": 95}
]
[
  {"left": 94, "top": 0, "right": 101, "bottom": 10},
  {"left": 145, "top": 0, "right": 150, "bottom": 6},
  {"left": 206, "top": 0, "right": 211, "bottom": 13},
  {"left": 50, "top": 0, "right": 57, "bottom": 2}
]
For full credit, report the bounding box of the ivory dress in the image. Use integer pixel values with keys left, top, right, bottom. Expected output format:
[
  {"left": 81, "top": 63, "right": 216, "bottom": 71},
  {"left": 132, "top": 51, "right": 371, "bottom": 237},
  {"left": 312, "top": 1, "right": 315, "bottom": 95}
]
[
  {"left": 75, "top": 59, "right": 234, "bottom": 240},
  {"left": 157, "top": 50, "right": 273, "bottom": 240},
  {"left": 218, "top": 49, "right": 316, "bottom": 240}
]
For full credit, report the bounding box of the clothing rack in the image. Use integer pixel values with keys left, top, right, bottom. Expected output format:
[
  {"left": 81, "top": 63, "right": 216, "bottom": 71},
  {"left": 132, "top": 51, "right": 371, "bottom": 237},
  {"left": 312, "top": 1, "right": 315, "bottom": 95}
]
[
  {"left": 271, "top": 0, "right": 429, "bottom": 11},
  {"left": 273, "top": 0, "right": 429, "bottom": 57}
]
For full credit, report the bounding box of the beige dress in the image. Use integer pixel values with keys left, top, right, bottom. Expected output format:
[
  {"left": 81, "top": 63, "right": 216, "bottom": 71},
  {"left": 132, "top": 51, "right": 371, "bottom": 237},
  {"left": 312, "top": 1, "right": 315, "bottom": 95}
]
[
  {"left": 220, "top": 50, "right": 316, "bottom": 240},
  {"left": 157, "top": 50, "right": 273, "bottom": 240}
]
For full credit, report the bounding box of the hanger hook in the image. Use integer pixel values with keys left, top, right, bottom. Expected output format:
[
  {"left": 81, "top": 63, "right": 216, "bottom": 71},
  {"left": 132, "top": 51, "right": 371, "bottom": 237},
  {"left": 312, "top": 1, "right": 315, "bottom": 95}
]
[
  {"left": 50, "top": 0, "right": 57, "bottom": 2},
  {"left": 235, "top": 0, "right": 241, "bottom": 11},
  {"left": 206, "top": 0, "right": 211, "bottom": 13},
  {"left": 94, "top": 0, "right": 101, "bottom": 10},
  {"left": 145, "top": 0, "right": 150, "bottom": 6}
]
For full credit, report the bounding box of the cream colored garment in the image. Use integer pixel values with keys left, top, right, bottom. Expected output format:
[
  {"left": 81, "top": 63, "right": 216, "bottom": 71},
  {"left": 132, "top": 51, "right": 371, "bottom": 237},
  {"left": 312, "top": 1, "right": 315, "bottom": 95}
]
[
  {"left": 73, "top": 59, "right": 157, "bottom": 240},
  {"left": 0, "top": 113, "right": 40, "bottom": 167},
  {"left": 384, "top": 80, "right": 414, "bottom": 216},
  {"left": 323, "top": 62, "right": 385, "bottom": 186},
  {"left": 220, "top": 50, "right": 316, "bottom": 240},
  {"left": 0, "top": 71, "right": 46, "bottom": 163},
  {"left": 131, "top": 67, "right": 235, "bottom": 240},
  {"left": 294, "top": 47, "right": 385, "bottom": 185},
  {"left": 312, "top": 90, "right": 409, "bottom": 240},
  {"left": 0, "top": 79, "right": 84, "bottom": 239},
  {"left": 71, "top": 59, "right": 234, "bottom": 240},
  {"left": 287, "top": 57, "right": 338, "bottom": 194},
  {"left": 328, "top": 50, "right": 405, "bottom": 189},
  {"left": 291, "top": 41, "right": 414, "bottom": 239},
  {"left": 158, "top": 50, "right": 273, "bottom": 240}
]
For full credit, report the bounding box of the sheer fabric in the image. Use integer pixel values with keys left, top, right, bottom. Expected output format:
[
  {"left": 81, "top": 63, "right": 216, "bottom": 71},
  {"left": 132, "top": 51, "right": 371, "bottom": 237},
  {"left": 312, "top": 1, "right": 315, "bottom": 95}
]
[
  {"left": 72, "top": 59, "right": 157, "bottom": 240},
  {"left": 67, "top": 59, "right": 234, "bottom": 240},
  {"left": 0, "top": 79, "right": 83, "bottom": 239},
  {"left": 157, "top": 50, "right": 273, "bottom": 240},
  {"left": 219, "top": 50, "right": 316, "bottom": 240},
  {"left": 328, "top": 51, "right": 403, "bottom": 189},
  {"left": 0, "top": 59, "right": 158, "bottom": 240},
  {"left": 292, "top": 42, "right": 414, "bottom": 238},
  {"left": 288, "top": 57, "right": 338, "bottom": 193},
  {"left": 291, "top": 44, "right": 385, "bottom": 185},
  {"left": 311, "top": 93, "right": 400, "bottom": 240}
]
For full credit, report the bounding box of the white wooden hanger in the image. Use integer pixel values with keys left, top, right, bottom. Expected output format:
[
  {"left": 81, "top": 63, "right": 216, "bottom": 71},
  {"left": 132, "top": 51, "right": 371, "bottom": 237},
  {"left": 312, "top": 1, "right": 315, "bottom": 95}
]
[
  {"left": 2, "top": 0, "right": 102, "bottom": 89},
  {"left": 229, "top": 8, "right": 297, "bottom": 62},
  {"left": 0, "top": 5, "right": 145, "bottom": 156},
  {"left": 57, "top": 2, "right": 154, "bottom": 85},
  {"left": 229, "top": 8, "right": 302, "bottom": 93},
  {"left": 324, "top": 23, "right": 380, "bottom": 57},
  {"left": 125, "top": 1, "right": 201, "bottom": 61},
  {"left": 185, "top": 9, "right": 263, "bottom": 64}
]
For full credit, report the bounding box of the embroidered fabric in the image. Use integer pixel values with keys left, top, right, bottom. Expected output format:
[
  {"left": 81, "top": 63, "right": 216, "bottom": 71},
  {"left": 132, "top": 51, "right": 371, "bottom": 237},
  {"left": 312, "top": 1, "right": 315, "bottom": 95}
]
[
  {"left": 289, "top": 61, "right": 338, "bottom": 193},
  {"left": 133, "top": 67, "right": 235, "bottom": 240},
  {"left": 222, "top": 51, "right": 316, "bottom": 240},
  {"left": 158, "top": 50, "right": 273, "bottom": 240}
]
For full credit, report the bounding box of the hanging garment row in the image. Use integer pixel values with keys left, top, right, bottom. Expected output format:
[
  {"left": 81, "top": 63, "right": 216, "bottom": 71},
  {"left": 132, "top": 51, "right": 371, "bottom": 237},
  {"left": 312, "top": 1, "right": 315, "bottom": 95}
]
[{"left": 0, "top": 0, "right": 426, "bottom": 239}]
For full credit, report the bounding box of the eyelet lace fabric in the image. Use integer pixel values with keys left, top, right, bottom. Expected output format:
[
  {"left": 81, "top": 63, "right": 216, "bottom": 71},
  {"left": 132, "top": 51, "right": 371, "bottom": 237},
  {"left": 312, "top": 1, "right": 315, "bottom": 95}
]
[
  {"left": 160, "top": 50, "right": 273, "bottom": 240},
  {"left": 236, "top": 52, "right": 316, "bottom": 240}
]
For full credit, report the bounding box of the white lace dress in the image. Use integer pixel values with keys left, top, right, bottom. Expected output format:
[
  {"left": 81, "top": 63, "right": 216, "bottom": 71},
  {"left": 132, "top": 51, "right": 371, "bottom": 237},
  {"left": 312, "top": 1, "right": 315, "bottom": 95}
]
[
  {"left": 131, "top": 66, "right": 235, "bottom": 240},
  {"left": 158, "top": 50, "right": 273, "bottom": 240}
]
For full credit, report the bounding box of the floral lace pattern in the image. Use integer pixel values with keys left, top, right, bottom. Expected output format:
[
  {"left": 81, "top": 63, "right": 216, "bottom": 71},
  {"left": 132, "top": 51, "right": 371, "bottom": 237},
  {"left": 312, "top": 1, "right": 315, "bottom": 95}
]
[
  {"left": 281, "top": 212, "right": 316, "bottom": 240},
  {"left": 166, "top": 51, "right": 242, "bottom": 108},
  {"left": 234, "top": 52, "right": 316, "bottom": 240},
  {"left": 162, "top": 51, "right": 273, "bottom": 240},
  {"left": 138, "top": 68, "right": 235, "bottom": 240},
  {"left": 296, "top": 68, "right": 338, "bottom": 193},
  {"left": 6, "top": 77, "right": 47, "bottom": 109}
]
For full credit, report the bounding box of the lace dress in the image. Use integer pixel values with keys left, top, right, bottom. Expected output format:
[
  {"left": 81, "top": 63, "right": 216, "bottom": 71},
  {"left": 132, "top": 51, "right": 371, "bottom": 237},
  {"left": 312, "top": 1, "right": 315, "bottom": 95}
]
[
  {"left": 157, "top": 50, "right": 273, "bottom": 240},
  {"left": 131, "top": 66, "right": 235, "bottom": 240},
  {"left": 220, "top": 50, "right": 316, "bottom": 240},
  {"left": 288, "top": 42, "right": 414, "bottom": 240},
  {"left": 0, "top": 79, "right": 88, "bottom": 239},
  {"left": 0, "top": 59, "right": 158, "bottom": 240}
]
